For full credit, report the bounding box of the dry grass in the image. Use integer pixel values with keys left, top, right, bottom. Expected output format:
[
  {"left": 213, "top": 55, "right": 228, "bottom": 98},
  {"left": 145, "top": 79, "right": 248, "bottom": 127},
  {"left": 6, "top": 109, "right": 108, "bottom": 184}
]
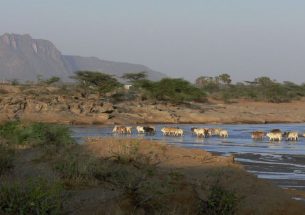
[
  {"left": 83, "top": 138, "right": 305, "bottom": 215},
  {"left": 2, "top": 131, "right": 305, "bottom": 214}
]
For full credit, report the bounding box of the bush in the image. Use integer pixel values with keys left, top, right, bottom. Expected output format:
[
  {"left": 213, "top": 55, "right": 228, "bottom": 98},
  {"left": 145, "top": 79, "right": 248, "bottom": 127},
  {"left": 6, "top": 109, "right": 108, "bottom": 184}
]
[
  {"left": 53, "top": 147, "right": 105, "bottom": 187},
  {"left": 43, "top": 76, "right": 60, "bottom": 85},
  {"left": 0, "top": 121, "right": 75, "bottom": 147},
  {"left": 195, "top": 75, "right": 305, "bottom": 103},
  {"left": 0, "top": 144, "right": 14, "bottom": 175},
  {"left": 200, "top": 185, "right": 237, "bottom": 215},
  {"left": 72, "top": 71, "right": 122, "bottom": 95},
  {"left": 109, "top": 91, "right": 137, "bottom": 103},
  {"left": 0, "top": 178, "right": 64, "bottom": 215},
  {"left": 139, "top": 78, "right": 206, "bottom": 103}
]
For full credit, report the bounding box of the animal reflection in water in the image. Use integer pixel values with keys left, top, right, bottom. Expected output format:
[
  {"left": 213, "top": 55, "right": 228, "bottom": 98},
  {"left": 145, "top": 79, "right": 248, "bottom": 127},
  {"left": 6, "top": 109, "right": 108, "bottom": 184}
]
[{"left": 112, "top": 125, "right": 304, "bottom": 142}]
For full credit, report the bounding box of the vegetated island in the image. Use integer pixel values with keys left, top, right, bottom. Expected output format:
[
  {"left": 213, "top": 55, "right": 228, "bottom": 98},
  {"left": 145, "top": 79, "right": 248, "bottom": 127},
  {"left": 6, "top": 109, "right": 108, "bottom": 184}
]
[
  {"left": 1, "top": 71, "right": 305, "bottom": 125},
  {"left": 0, "top": 121, "right": 305, "bottom": 214}
]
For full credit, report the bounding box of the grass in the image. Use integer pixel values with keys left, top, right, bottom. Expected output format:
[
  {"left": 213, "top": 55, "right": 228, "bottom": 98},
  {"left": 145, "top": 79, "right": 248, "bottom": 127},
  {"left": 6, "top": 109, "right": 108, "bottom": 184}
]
[
  {"left": 52, "top": 138, "right": 193, "bottom": 213},
  {"left": 0, "top": 121, "right": 75, "bottom": 147},
  {"left": 0, "top": 178, "right": 64, "bottom": 215},
  {"left": 53, "top": 145, "right": 105, "bottom": 187},
  {"left": 0, "top": 144, "right": 14, "bottom": 175},
  {"left": 0, "top": 121, "right": 71, "bottom": 214}
]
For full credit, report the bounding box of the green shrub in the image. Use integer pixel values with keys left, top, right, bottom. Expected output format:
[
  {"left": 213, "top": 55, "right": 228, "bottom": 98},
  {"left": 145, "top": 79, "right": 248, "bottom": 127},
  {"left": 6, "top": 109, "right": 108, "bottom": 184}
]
[
  {"left": 139, "top": 78, "right": 206, "bottom": 103},
  {"left": 195, "top": 75, "right": 305, "bottom": 103},
  {"left": 53, "top": 147, "right": 105, "bottom": 187},
  {"left": 0, "top": 178, "right": 64, "bottom": 215},
  {"left": 110, "top": 91, "right": 137, "bottom": 103},
  {"left": 0, "top": 144, "right": 14, "bottom": 175},
  {"left": 72, "top": 71, "right": 122, "bottom": 95},
  {"left": 0, "top": 121, "right": 75, "bottom": 147},
  {"left": 200, "top": 185, "right": 237, "bottom": 215}
]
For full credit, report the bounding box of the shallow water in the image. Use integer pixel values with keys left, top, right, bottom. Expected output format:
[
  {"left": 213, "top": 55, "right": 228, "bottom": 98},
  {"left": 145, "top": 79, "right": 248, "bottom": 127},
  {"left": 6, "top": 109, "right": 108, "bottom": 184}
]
[{"left": 71, "top": 123, "right": 305, "bottom": 192}]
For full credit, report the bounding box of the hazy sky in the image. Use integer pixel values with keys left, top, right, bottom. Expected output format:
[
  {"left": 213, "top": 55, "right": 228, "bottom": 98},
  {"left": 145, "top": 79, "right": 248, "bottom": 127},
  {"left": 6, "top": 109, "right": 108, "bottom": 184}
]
[{"left": 1, "top": 0, "right": 305, "bottom": 83}]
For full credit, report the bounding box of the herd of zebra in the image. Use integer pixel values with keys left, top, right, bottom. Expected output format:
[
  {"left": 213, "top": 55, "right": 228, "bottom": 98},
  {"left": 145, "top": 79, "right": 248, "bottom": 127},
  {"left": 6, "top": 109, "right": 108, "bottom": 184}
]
[{"left": 112, "top": 125, "right": 305, "bottom": 141}]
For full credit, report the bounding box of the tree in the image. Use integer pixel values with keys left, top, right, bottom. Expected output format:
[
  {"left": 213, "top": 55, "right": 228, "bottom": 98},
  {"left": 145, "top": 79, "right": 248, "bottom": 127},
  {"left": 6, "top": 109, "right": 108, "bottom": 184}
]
[
  {"left": 195, "top": 76, "right": 220, "bottom": 92},
  {"left": 218, "top": 73, "right": 231, "bottom": 85},
  {"left": 141, "top": 78, "right": 206, "bottom": 103},
  {"left": 11, "top": 79, "right": 19, "bottom": 85},
  {"left": 72, "top": 71, "right": 122, "bottom": 94},
  {"left": 43, "top": 76, "right": 60, "bottom": 85},
  {"left": 121, "top": 71, "right": 147, "bottom": 84},
  {"left": 254, "top": 76, "right": 274, "bottom": 86}
]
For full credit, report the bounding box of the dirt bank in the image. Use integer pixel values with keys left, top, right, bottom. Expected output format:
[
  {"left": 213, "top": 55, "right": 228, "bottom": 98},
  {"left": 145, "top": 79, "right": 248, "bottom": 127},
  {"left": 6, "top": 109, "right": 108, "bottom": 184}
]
[
  {"left": 1, "top": 84, "right": 305, "bottom": 125},
  {"left": 83, "top": 138, "right": 305, "bottom": 214},
  {"left": 1, "top": 136, "right": 305, "bottom": 214}
]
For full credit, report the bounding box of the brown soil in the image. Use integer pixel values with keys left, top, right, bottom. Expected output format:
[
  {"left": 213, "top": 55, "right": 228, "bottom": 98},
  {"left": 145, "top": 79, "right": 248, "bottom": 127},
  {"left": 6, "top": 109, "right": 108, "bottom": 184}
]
[
  {"left": 2, "top": 138, "right": 305, "bottom": 214},
  {"left": 84, "top": 138, "right": 305, "bottom": 215}
]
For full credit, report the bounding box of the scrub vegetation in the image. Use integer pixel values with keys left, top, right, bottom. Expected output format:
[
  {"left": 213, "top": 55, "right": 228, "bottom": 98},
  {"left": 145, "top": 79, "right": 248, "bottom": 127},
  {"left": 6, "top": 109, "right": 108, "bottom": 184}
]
[
  {"left": 72, "top": 70, "right": 305, "bottom": 103},
  {"left": 196, "top": 75, "right": 305, "bottom": 103},
  {"left": 0, "top": 121, "right": 304, "bottom": 214}
]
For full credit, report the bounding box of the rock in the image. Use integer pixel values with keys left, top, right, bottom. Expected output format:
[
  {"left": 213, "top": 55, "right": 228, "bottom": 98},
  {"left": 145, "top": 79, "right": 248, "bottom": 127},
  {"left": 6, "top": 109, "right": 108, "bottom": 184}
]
[
  {"left": 68, "top": 104, "right": 81, "bottom": 114},
  {"left": 99, "top": 102, "right": 114, "bottom": 113},
  {"left": 0, "top": 85, "right": 21, "bottom": 93},
  {"left": 92, "top": 113, "right": 110, "bottom": 123},
  {"left": 25, "top": 99, "right": 48, "bottom": 112}
]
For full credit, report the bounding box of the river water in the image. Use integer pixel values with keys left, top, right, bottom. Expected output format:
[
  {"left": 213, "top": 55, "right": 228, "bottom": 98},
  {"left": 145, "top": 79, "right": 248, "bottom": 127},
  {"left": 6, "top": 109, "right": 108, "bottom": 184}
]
[{"left": 71, "top": 123, "right": 305, "bottom": 192}]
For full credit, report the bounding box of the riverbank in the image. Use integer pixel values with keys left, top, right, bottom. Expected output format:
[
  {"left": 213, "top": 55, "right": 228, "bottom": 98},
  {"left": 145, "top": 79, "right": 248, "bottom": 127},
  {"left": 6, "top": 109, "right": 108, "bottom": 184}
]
[
  {"left": 1, "top": 84, "right": 305, "bottom": 125},
  {"left": 1, "top": 130, "right": 305, "bottom": 214}
]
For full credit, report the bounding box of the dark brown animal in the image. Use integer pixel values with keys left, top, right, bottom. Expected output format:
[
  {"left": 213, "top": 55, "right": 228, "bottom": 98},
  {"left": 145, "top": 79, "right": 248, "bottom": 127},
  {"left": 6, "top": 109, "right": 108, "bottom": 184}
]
[
  {"left": 251, "top": 131, "right": 265, "bottom": 140},
  {"left": 143, "top": 126, "right": 155, "bottom": 134},
  {"left": 271, "top": 129, "right": 282, "bottom": 133}
]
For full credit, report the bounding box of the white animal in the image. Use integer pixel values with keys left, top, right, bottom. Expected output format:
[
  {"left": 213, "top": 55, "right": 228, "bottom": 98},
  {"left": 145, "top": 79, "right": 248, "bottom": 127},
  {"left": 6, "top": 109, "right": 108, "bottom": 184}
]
[
  {"left": 286, "top": 131, "right": 298, "bottom": 141},
  {"left": 112, "top": 125, "right": 118, "bottom": 133},
  {"left": 161, "top": 127, "right": 183, "bottom": 136},
  {"left": 266, "top": 132, "right": 282, "bottom": 141},
  {"left": 194, "top": 128, "right": 208, "bottom": 137},
  {"left": 125, "top": 126, "right": 132, "bottom": 134},
  {"left": 112, "top": 125, "right": 132, "bottom": 134},
  {"left": 219, "top": 130, "right": 229, "bottom": 138},
  {"left": 136, "top": 126, "right": 145, "bottom": 134},
  {"left": 175, "top": 128, "right": 184, "bottom": 136},
  {"left": 212, "top": 128, "right": 222, "bottom": 136},
  {"left": 191, "top": 127, "right": 198, "bottom": 135}
]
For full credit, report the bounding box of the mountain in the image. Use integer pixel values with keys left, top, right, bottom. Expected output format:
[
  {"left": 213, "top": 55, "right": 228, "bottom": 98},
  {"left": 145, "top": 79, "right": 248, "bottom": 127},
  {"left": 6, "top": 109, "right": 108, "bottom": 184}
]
[
  {"left": 63, "top": 55, "right": 165, "bottom": 81},
  {"left": 0, "top": 33, "right": 166, "bottom": 82}
]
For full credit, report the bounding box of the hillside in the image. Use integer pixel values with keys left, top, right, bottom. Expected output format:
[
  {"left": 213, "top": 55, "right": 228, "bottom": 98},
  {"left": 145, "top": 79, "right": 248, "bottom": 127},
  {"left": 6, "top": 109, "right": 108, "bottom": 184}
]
[
  {"left": 1, "top": 84, "right": 305, "bottom": 125},
  {"left": 0, "top": 33, "right": 166, "bottom": 82}
]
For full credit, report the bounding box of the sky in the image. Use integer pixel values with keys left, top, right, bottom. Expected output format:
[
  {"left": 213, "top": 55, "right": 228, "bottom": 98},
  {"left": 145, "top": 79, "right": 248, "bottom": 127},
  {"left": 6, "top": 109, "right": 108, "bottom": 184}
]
[{"left": 1, "top": 0, "right": 305, "bottom": 83}]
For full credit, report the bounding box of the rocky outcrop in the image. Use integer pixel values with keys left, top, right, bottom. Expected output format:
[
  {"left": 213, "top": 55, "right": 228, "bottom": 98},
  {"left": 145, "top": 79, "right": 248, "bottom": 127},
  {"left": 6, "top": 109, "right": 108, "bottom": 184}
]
[
  {"left": 1, "top": 85, "right": 305, "bottom": 125},
  {"left": 0, "top": 86, "right": 115, "bottom": 124}
]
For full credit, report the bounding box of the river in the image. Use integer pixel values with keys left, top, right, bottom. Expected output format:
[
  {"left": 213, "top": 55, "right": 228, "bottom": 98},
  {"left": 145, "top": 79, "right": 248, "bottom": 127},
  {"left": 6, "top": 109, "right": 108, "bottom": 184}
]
[{"left": 71, "top": 123, "right": 305, "bottom": 192}]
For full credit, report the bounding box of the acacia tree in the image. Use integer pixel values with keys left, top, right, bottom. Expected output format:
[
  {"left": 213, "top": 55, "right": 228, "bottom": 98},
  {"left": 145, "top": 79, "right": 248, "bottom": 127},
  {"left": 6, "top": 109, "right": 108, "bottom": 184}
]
[
  {"left": 72, "top": 71, "right": 122, "bottom": 95},
  {"left": 254, "top": 76, "right": 274, "bottom": 86},
  {"left": 121, "top": 71, "right": 147, "bottom": 84},
  {"left": 140, "top": 78, "right": 206, "bottom": 103},
  {"left": 195, "top": 76, "right": 220, "bottom": 92},
  {"left": 44, "top": 76, "right": 61, "bottom": 85},
  {"left": 218, "top": 73, "right": 231, "bottom": 85}
]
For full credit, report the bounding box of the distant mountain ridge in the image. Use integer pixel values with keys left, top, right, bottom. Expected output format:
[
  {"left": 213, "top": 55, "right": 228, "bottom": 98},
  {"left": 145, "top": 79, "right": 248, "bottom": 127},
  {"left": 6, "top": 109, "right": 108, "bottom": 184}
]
[{"left": 0, "top": 33, "right": 165, "bottom": 82}]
